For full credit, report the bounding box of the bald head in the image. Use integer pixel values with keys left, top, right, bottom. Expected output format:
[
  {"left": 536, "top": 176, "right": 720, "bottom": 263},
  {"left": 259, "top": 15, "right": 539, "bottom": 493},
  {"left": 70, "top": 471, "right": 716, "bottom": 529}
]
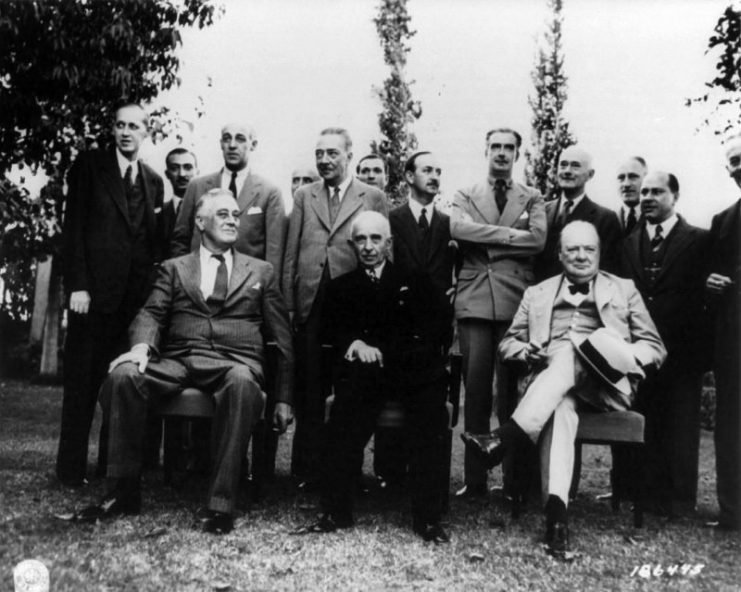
[
  {"left": 350, "top": 211, "right": 392, "bottom": 269},
  {"left": 558, "top": 220, "right": 601, "bottom": 283},
  {"left": 558, "top": 146, "right": 594, "bottom": 199},
  {"left": 640, "top": 171, "right": 679, "bottom": 224},
  {"left": 291, "top": 166, "right": 319, "bottom": 197}
]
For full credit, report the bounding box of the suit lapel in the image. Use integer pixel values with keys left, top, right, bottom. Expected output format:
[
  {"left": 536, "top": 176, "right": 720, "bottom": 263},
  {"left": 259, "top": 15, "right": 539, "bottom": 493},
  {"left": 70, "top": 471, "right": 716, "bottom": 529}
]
[
  {"left": 497, "top": 185, "right": 528, "bottom": 227},
  {"left": 470, "top": 182, "right": 499, "bottom": 224},
  {"left": 427, "top": 207, "right": 446, "bottom": 263},
  {"left": 331, "top": 180, "right": 364, "bottom": 236},
  {"left": 624, "top": 223, "right": 646, "bottom": 286},
  {"left": 655, "top": 217, "right": 693, "bottom": 283},
  {"left": 310, "top": 184, "right": 332, "bottom": 232},
  {"left": 139, "top": 163, "right": 158, "bottom": 239},
  {"left": 176, "top": 253, "right": 210, "bottom": 314},
  {"left": 226, "top": 253, "right": 254, "bottom": 302},
  {"left": 533, "top": 276, "right": 561, "bottom": 345},
  {"left": 594, "top": 272, "right": 618, "bottom": 314},
  {"left": 102, "top": 151, "right": 130, "bottom": 227},
  {"left": 545, "top": 199, "right": 558, "bottom": 228},
  {"left": 399, "top": 204, "right": 425, "bottom": 266},
  {"left": 237, "top": 173, "right": 260, "bottom": 211},
  {"left": 572, "top": 196, "right": 596, "bottom": 222}
]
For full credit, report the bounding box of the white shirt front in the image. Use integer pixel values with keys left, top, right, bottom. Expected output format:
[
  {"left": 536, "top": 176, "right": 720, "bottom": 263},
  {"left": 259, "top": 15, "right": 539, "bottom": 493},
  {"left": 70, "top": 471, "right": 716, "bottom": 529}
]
[
  {"left": 408, "top": 197, "right": 434, "bottom": 225},
  {"left": 365, "top": 260, "right": 386, "bottom": 281},
  {"left": 328, "top": 175, "right": 353, "bottom": 203},
  {"left": 199, "top": 245, "right": 234, "bottom": 300},
  {"left": 221, "top": 166, "right": 250, "bottom": 198},
  {"left": 116, "top": 149, "right": 139, "bottom": 183},
  {"left": 646, "top": 213, "right": 678, "bottom": 240},
  {"left": 558, "top": 192, "right": 586, "bottom": 217}
]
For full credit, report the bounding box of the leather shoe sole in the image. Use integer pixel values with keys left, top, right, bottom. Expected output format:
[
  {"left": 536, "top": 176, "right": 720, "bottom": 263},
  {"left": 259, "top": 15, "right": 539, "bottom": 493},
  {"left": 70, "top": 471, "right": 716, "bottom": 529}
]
[
  {"left": 460, "top": 432, "right": 506, "bottom": 469},
  {"left": 291, "top": 514, "right": 353, "bottom": 535},
  {"left": 74, "top": 494, "right": 141, "bottom": 523}
]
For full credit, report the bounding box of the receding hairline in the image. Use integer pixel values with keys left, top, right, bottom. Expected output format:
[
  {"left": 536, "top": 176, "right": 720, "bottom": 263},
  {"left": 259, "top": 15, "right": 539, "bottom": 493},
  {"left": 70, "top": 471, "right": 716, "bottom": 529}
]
[
  {"left": 195, "top": 188, "right": 238, "bottom": 216},
  {"left": 165, "top": 147, "right": 197, "bottom": 167},
  {"left": 114, "top": 103, "right": 148, "bottom": 127},
  {"left": 558, "top": 220, "right": 600, "bottom": 250},
  {"left": 350, "top": 211, "right": 390, "bottom": 238},
  {"left": 221, "top": 122, "right": 256, "bottom": 140},
  {"left": 560, "top": 146, "right": 593, "bottom": 169},
  {"left": 319, "top": 127, "right": 353, "bottom": 151}
]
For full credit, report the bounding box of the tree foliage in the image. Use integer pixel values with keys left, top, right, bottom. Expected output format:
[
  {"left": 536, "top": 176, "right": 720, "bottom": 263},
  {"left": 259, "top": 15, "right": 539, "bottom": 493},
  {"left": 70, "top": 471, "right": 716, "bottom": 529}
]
[
  {"left": 687, "top": 4, "right": 741, "bottom": 136},
  {"left": 0, "top": 0, "right": 219, "bottom": 319},
  {"left": 371, "top": 0, "right": 422, "bottom": 206},
  {"left": 524, "top": 0, "right": 576, "bottom": 201}
]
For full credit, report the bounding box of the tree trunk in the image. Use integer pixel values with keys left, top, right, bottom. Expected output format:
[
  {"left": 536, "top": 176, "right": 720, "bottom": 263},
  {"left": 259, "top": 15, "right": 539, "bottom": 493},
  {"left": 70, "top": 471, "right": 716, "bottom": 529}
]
[
  {"left": 30, "top": 258, "right": 52, "bottom": 345},
  {"left": 38, "top": 257, "right": 61, "bottom": 378}
]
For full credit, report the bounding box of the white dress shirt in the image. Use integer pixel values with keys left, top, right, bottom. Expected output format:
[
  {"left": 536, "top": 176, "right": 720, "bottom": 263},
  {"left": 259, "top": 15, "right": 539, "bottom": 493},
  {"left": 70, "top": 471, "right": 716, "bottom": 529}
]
[
  {"left": 116, "top": 149, "right": 139, "bottom": 183},
  {"left": 646, "top": 213, "right": 678, "bottom": 240},
  {"left": 328, "top": 175, "right": 353, "bottom": 203},
  {"left": 221, "top": 166, "right": 250, "bottom": 197},
  {"left": 199, "top": 245, "right": 234, "bottom": 300},
  {"left": 408, "top": 197, "right": 435, "bottom": 225}
]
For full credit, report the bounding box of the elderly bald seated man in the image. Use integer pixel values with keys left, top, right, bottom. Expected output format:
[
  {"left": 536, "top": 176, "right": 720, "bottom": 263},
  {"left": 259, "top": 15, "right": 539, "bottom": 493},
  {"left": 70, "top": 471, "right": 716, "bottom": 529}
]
[{"left": 463, "top": 220, "right": 666, "bottom": 560}]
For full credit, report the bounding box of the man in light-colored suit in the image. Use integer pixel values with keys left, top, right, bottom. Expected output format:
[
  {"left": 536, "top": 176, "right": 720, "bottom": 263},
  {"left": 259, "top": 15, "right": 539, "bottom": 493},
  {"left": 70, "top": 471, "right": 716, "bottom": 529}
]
[
  {"left": 73, "top": 189, "right": 294, "bottom": 535},
  {"left": 170, "top": 123, "right": 286, "bottom": 279},
  {"left": 450, "top": 127, "right": 547, "bottom": 497},
  {"left": 463, "top": 221, "right": 666, "bottom": 559},
  {"left": 282, "top": 127, "right": 388, "bottom": 487}
]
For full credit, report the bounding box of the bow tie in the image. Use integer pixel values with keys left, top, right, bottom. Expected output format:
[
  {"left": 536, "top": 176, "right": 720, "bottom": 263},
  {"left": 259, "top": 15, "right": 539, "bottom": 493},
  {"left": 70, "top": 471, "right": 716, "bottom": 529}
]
[{"left": 568, "top": 283, "right": 589, "bottom": 295}]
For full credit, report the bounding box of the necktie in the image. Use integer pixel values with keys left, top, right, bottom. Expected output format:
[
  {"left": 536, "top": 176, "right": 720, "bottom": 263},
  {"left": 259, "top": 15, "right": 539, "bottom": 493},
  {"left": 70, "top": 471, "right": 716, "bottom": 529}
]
[
  {"left": 625, "top": 206, "right": 637, "bottom": 235},
  {"left": 208, "top": 254, "right": 229, "bottom": 311},
  {"left": 419, "top": 207, "right": 429, "bottom": 232},
  {"left": 365, "top": 267, "right": 379, "bottom": 284},
  {"left": 123, "top": 164, "right": 134, "bottom": 192},
  {"left": 228, "top": 171, "right": 238, "bottom": 198},
  {"left": 494, "top": 180, "right": 507, "bottom": 214},
  {"left": 650, "top": 224, "right": 664, "bottom": 251},
  {"left": 559, "top": 199, "right": 573, "bottom": 227},
  {"left": 329, "top": 186, "right": 341, "bottom": 225},
  {"left": 568, "top": 282, "right": 589, "bottom": 295}
]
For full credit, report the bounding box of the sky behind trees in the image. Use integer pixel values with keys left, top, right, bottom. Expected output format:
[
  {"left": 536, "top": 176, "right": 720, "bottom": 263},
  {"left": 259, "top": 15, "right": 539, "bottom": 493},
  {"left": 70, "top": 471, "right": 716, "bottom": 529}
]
[{"left": 150, "top": 0, "right": 734, "bottom": 227}]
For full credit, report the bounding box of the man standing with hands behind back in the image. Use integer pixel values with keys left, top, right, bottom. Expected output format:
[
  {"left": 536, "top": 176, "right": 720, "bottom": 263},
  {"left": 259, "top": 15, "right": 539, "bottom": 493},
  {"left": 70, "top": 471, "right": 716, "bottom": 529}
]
[
  {"left": 450, "top": 127, "right": 546, "bottom": 497},
  {"left": 58, "top": 103, "right": 165, "bottom": 487},
  {"left": 170, "top": 123, "right": 286, "bottom": 279}
]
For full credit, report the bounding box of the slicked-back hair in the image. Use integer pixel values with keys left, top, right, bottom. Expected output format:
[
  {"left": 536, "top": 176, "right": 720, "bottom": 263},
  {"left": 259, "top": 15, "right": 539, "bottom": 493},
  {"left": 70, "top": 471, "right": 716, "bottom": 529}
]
[
  {"left": 195, "top": 188, "right": 235, "bottom": 217},
  {"left": 114, "top": 102, "right": 148, "bottom": 127},
  {"left": 630, "top": 155, "right": 647, "bottom": 169},
  {"left": 357, "top": 153, "right": 388, "bottom": 174},
  {"left": 166, "top": 147, "right": 197, "bottom": 168},
  {"left": 319, "top": 127, "right": 352, "bottom": 151},
  {"left": 404, "top": 151, "right": 432, "bottom": 174},
  {"left": 485, "top": 127, "right": 522, "bottom": 149},
  {"left": 666, "top": 172, "right": 680, "bottom": 194}
]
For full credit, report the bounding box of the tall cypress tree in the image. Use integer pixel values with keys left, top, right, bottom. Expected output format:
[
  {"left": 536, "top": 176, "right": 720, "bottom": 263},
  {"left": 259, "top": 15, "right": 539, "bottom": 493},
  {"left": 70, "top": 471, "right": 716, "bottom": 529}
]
[
  {"left": 524, "top": 0, "right": 576, "bottom": 201},
  {"left": 371, "top": 0, "right": 422, "bottom": 206}
]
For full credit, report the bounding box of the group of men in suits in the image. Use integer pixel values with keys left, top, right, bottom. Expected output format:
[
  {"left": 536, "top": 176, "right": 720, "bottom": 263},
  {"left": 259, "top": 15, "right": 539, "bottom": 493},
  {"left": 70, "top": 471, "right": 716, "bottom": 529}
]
[{"left": 57, "top": 102, "right": 740, "bottom": 547}]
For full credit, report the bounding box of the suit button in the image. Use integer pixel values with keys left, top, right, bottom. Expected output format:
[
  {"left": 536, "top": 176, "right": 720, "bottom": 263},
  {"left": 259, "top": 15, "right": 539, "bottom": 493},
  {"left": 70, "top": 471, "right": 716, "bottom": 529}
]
[{"left": 648, "top": 296, "right": 654, "bottom": 302}]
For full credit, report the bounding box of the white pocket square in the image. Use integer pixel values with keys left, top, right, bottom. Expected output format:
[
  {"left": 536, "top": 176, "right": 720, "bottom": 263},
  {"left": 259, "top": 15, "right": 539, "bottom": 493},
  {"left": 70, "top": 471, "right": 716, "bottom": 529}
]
[
  {"left": 517, "top": 210, "right": 530, "bottom": 220},
  {"left": 252, "top": 282, "right": 262, "bottom": 291},
  {"left": 154, "top": 207, "right": 162, "bottom": 214},
  {"left": 247, "top": 206, "right": 263, "bottom": 215}
]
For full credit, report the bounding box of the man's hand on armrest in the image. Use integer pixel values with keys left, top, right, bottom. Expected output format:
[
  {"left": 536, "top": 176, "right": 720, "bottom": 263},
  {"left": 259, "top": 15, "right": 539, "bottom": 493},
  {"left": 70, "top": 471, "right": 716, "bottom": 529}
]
[
  {"left": 273, "top": 402, "right": 294, "bottom": 434},
  {"left": 519, "top": 341, "right": 548, "bottom": 365},
  {"left": 344, "top": 340, "right": 384, "bottom": 366},
  {"left": 108, "top": 343, "right": 150, "bottom": 374}
]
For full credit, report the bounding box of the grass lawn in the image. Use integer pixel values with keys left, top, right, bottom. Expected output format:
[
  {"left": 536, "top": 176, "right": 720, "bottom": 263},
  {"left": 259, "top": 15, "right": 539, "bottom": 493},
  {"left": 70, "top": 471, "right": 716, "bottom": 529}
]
[{"left": 1, "top": 378, "right": 739, "bottom": 591}]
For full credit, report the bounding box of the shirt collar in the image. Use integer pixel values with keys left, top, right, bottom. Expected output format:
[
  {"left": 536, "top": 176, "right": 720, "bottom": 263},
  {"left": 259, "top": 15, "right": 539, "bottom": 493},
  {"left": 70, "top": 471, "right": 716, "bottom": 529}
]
[
  {"left": 222, "top": 166, "right": 250, "bottom": 191},
  {"left": 489, "top": 177, "right": 513, "bottom": 191},
  {"left": 407, "top": 197, "right": 434, "bottom": 222},
  {"left": 327, "top": 175, "right": 353, "bottom": 201},
  {"left": 116, "top": 149, "right": 138, "bottom": 181},
  {"left": 560, "top": 192, "right": 586, "bottom": 211},
  {"left": 646, "top": 213, "right": 678, "bottom": 238},
  {"left": 364, "top": 260, "right": 386, "bottom": 279},
  {"left": 199, "top": 244, "right": 234, "bottom": 267}
]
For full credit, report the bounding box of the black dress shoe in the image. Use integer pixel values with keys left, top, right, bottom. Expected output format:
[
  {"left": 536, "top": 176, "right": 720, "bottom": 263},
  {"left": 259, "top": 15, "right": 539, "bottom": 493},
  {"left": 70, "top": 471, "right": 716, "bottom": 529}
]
[
  {"left": 460, "top": 430, "right": 506, "bottom": 469},
  {"left": 454, "top": 483, "right": 488, "bottom": 499},
  {"left": 544, "top": 522, "right": 572, "bottom": 561},
  {"left": 290, "top": 513, "right": 353, "bottom": 535},
  {"left": 74, "top": 489, "right": 141, "bottom": 523},
  {"left": 413, "top": 522, "right": 450, "bottom": 544},
  {"left": 201, "top": 511, "right": 233, "bottom": 535}
]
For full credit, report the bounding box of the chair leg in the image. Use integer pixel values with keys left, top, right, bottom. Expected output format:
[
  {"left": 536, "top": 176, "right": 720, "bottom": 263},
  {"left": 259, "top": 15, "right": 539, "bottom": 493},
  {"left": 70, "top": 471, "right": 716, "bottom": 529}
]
[{"left": 162, "top": 417, "right": 178, "bottom": 486}]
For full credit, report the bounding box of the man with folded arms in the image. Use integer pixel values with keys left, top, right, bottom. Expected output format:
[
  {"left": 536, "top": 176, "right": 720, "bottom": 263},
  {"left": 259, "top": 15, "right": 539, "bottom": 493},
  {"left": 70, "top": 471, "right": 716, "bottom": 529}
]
[
  {"left": 73, "top": 189, "right": 294, "bottom": 535},
  {"left": 170, "top": 122, "right": 286, "bottom": 279},
  {"left": 463, "top": 221, "right": 665, "bottom": 559}
]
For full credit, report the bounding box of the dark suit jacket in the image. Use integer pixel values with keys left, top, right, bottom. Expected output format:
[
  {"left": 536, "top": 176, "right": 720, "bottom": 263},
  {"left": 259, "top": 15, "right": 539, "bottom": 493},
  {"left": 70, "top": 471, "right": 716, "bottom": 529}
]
[
  {"left": 282, "top": 179, "right": 388, "bottom": 324},
  {"left": 536, "top": 195, "right": 622, "bottom": 280},
  {"left": 130, "top": 251, "right": 294, "bottom": 404},
  {"left": 322, "top": 262, "right": 450, "bottom": 385},
  {"left": 170, "top": 171, "right": 286, "bottom": 280},
  {"left": 62, "top": 149, "right": 165, "bottom": 313},
  {"left": 620, "top": 217, "right": 710, "bottom": 372},
  {"left": 707, "top": 199, "right": 741, "bottom": 369},
  {"left": 157, "top": 199, "right": 179, "bottom": 259},
  {"left": 390, "top": 203, "right": 456, "bottom": 350}
]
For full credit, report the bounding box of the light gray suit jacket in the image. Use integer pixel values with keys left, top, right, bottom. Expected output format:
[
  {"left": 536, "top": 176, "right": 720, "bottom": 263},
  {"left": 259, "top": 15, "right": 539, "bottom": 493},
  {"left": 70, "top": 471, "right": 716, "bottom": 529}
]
[
  {"left": 170, "top": 171, "right": 286, "bottom": 280},
  {"left": 450, "top": 180, "right": 546, "bottom": 322},
  {"left": 499, "top": 271, "right": 666, "bottom": 404},
  {"left": 282, "top": 178, "right": 388, "bottom": 324}
]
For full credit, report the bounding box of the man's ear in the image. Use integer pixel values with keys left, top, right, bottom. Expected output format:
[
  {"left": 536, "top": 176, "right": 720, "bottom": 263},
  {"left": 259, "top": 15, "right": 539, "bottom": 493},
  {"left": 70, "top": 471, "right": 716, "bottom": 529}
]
[
  {"left": 588, "top": 169, "right": 595, "bottom": 181},
  {"left": 195, "top": 215, "right": 205, "bottom": 232}
]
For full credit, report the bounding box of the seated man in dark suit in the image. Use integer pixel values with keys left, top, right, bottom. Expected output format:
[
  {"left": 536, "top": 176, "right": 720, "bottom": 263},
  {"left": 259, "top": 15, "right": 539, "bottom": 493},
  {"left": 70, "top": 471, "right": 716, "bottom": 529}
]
[
  {"left": 72, "top": 188, "right": 294, "bottom": 535},
  {"left": 463, "top": 221, "right": 666, "bottom": 559},
  {"left": 293, "top": 211, "right": 452, "bottom": 543}
]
